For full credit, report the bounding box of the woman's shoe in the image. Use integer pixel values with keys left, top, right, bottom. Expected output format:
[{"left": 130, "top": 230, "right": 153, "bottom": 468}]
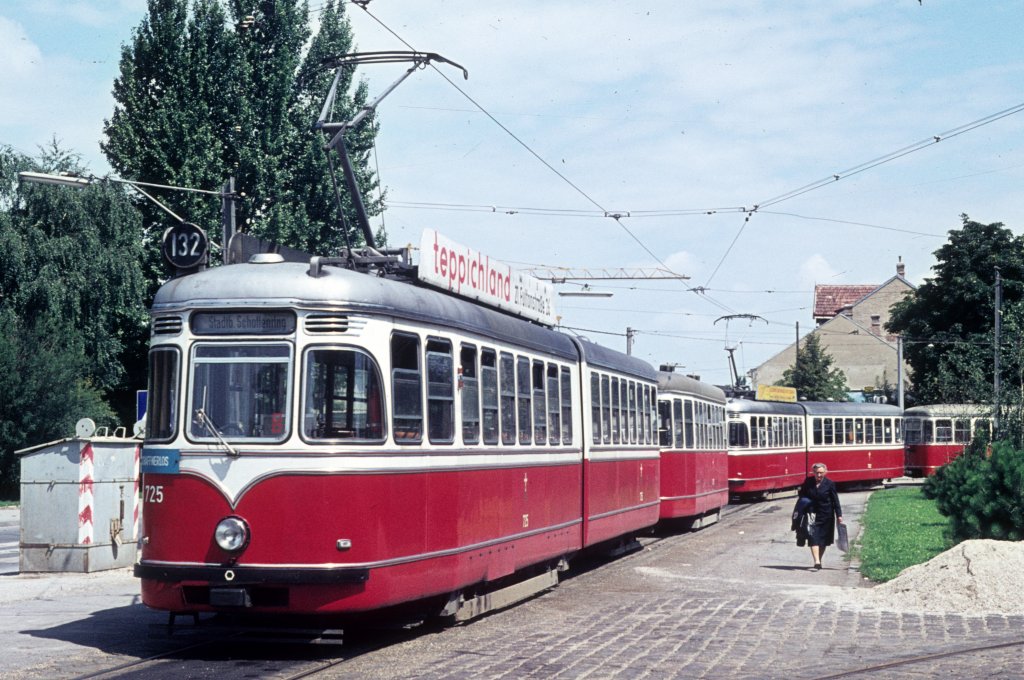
[{"left": 814, "top": 563, "right": 822, "bottom": 570}]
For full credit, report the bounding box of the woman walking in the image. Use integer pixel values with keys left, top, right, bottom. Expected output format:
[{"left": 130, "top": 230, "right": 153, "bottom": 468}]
[{"left": 797, "top": 463, "right": 843, "bottom": 570}]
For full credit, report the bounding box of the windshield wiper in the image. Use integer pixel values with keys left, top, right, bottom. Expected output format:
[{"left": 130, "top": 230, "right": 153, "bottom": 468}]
[{"left": 195, "top": 409, "right": 239, "bottom": 457}]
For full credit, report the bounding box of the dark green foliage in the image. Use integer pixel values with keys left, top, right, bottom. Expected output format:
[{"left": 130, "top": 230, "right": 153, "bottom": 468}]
[
  {"left": 922, "top": 440, "right": 1024, "bottom": 542},
  {"left": 0, "top": 144, "right": 143, "bottom": 498},
  {"left": 775, "top": 333, "right": 850, "bottom": 401},
  {"left": 887, "top": 215, "right": 1024, "bottom": 405},
  {"left": 102, "top": 0, "right": 380, "bottom": 289}
]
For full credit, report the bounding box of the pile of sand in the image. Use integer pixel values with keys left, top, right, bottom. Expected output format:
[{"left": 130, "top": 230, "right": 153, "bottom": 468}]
[{"left": 858, "top": 539, "right": 1024, "bottom": 615}]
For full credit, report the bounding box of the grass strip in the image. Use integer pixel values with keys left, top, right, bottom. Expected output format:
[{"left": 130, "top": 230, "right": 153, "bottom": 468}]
[{"left": 856, "top": 486, "right": 952, "bottom": 583}]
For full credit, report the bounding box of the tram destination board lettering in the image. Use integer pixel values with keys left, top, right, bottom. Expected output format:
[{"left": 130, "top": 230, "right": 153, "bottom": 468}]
[{"left": 191, "top": 311, "right": 296, "bottom": 335}]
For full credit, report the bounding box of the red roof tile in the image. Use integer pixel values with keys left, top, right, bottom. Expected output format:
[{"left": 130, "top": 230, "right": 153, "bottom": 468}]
[{"left": 813, "top": 284, "right": 876, "bottom": 318}]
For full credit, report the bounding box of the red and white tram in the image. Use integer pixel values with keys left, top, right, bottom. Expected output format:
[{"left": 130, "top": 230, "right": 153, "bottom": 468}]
[
  {"left": 135, "top": 250, "right": 660, "bottom": 619},
  {"left": 657, "top": 373, "right": 728, "bottom": 525},
  {"left": 903, "top": 404, "right": 992, "bottom": 477},
  {"left": 726, "top": 400, "right": 807, "bottom": 495},
  {"left": 726, "top": 399, "right": 904, "bottom": 495},
  {"left": 803, "top": 402, "right": 904, "bottom": 485}
]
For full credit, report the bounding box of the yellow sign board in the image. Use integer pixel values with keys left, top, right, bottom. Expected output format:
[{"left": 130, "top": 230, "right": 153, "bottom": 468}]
[{"left": 757, "top": 385, "right": 797, "bottom": 403}]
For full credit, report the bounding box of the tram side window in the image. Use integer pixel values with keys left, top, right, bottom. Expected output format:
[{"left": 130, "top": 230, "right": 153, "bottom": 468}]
[
  {"left": 532, "top": 360, "right": 547, "bottom": 444},
  {"left": 873, "top": 418, "right": 884, "bottom": 443},
  {"left": 684, "top": 400, "right": 695, "bottom": 448},
  {"left": 147, "top": 348, "right": 179, "bottom": 441},
  {"left": 190, "top": 344, "right": 291, "bottom": 442},
  {"left": 547, "top": 365, "right": 560, "bottom": 444},
  {"left": 854, "top": 419, "right": 865, "bottom": 444},
  {"left": 935, "top": 419, "right": 953, "bottom": 443},
  {"left": 974, "top": 419, "right": 991, "bottom": 443},
  {"left": 923, "top": 419, "right": 934, "bottom": 444},
  {"left": 645, "top": 386, "right": 653, "bottom": 444},
  {"left": 591, "top": 373, "right": 602, "bottom": 444},
  {"left": 460, "top": 345, "right": 480, "bottom": 445},
  {"left": 812, "top": 418, "right": 823, "bottom": 446},
  {"left": 303, "top": 347, "right": 384, "bottom": 442},
  {"left": 517, "top": 357, "right": 532, "bottom": 444},
  {"left": 426, "top": 339, "right": 455, "bottom": 444},
  {"left": 658, "top": 400, "right": 672, "bottom": 447},
  {"left": 729, "top": 420, "right": 750, "bottom": 448},
  {"left": 673, "top": 399, "right": 684, "bottom": 448},
  {"left": 844, "top": 418, "right": 854, "bottom": 444},
  {"left": 500, "top": 353, "right": 516, "bottom": 445},
  {"left": 481, "top": 349, "right": 499, "bottom": 444},
  {"left": 904, "top": 418, "right": 921, "bottom": 444},
  {"left": 601, "top": 375, "right": 611, "bottom": 444},
  {"left": 611, "top": 377, "right": 621, "bottom": 444},
  {"left": 822, "top": 418, "right": 833, "bottom": 445},
  {"left": 894, "top": 417, "right": 902, "bottom": 443},
  {"left": 561, "top": 367, "right": 573, "bottom": 444},
  {"left": 391, "top": 334, "right": 422, "bottom": 442},
  {"left": 954, "top": 419, "right": 970, "bottom": 444},
  {"left": 628, "top": 381, "right": 637, "bottom": 444},
  {"left": 883, "top": 418, "right": 893, "bottom": 443},
  {"left": 864, "top": 418, "right": 874, "bottom": 444}
]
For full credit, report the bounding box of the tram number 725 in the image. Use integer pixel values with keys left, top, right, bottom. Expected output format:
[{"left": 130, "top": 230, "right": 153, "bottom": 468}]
[{"left": 144, "top": 485, "right": 165, "bottom": 504}]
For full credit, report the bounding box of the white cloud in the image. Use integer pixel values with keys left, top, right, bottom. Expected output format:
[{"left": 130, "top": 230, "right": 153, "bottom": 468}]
[{"left": 798, "top": 254, "right": 841, "bottom": 289}]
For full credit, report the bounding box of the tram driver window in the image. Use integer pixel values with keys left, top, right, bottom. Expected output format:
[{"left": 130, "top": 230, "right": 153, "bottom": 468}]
[
  {"left": 189, "top": 344, "right": 290, "bottom": 442},
  {"left": 391, "top": 333, "right": 423, "bottom": 443},
  {"left": 303, "top": 347, "right": 384, "bottom": 442},
  {"left": 658, "top": 400, "right": 673, "bottom": 447}
]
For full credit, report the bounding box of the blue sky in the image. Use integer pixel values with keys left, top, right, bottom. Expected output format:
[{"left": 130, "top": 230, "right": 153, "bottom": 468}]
[{"left": 3, "top": 1, "right": 1024, "bottom": 385}]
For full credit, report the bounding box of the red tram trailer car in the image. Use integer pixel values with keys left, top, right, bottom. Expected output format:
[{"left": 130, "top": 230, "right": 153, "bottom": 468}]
[
  {"left": 657, "top": 373, "right": 728, "bottom": 526},
  {"left": 726, "top": 399, "right": 904, "bottom": 495},
  {"left": 726, "top": 399, "right": 807, "bottom": 495},
  {"left": 135, "top": 236, "right": 662, "bottom": 620},
  {"left": 903, "top": 404, "right": 992, "bottom": 477}
]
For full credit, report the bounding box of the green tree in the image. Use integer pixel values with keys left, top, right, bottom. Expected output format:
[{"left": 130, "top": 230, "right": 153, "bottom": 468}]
[
  {"left": 0, "top": 144, "right": 145, "bottom": 497},
  {"left": 776, "top": 333, "right": 850, "bottom": 401},
  {"left": 887, "top": 215, "right": 1024, "bottom": 405},
  {"left": 102, "top": 0, "right": 379, "bottom": 288}
]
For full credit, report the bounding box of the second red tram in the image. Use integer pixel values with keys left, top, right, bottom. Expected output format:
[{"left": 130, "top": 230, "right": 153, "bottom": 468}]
[
  {"left": 726, "top": 399, "right": 904, "bottom": 495},
  {"left": 903, "top": 404, "right": 992, "bottom": 476},
  {"left": 657, "top": 372, "right": 728, "bottom": 525}
]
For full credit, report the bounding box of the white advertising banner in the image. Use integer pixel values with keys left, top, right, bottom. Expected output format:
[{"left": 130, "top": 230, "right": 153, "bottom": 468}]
[{"left": 419, "top": 229, "right": 557, "bottom": 326}]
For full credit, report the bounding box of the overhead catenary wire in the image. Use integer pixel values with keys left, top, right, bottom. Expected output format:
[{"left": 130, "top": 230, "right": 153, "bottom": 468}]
[{"left": 348, "top": 3, "right": 737, "bottom": 313}]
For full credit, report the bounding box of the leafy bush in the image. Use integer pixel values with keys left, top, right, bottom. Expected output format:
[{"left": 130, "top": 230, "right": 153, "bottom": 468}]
[{"left": 922, "top": 439, "right": 1024, "bottom": 541}]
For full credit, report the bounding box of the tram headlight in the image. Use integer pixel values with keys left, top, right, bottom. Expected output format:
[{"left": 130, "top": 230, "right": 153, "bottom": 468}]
[{"left": 214, "top": 516, "right": 250, "bottom": 552}]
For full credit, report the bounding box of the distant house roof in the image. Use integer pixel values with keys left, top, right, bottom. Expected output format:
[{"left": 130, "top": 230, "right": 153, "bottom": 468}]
[{"left": 812, "top": 284, "right": 877, "bottom": 319}]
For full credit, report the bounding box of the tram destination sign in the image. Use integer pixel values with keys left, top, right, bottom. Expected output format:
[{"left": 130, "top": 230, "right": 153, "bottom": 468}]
[
  {"left": 419, "top": 229, "right": 557, "bottom": 326},
  {"left": 191, "top": 311, "right": 296, "bottom": 335}
]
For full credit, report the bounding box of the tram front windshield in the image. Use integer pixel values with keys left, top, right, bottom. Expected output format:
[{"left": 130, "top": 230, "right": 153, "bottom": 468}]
[{"left": 190, "top": 344, "right": 291, "bottom": 441}]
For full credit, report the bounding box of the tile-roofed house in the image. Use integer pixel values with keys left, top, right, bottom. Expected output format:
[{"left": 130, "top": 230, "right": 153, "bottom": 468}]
[
  {"left": 749, "top": 259, "right": 915, "bottom": 401},
  {"left": 813, "top": 284, "right": 878, "bottom": 325}
]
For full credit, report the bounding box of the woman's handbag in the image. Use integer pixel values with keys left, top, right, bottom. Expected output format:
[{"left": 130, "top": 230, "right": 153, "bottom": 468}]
[{"left": 836, "top": 522, "right": 849, "bottom": 552}]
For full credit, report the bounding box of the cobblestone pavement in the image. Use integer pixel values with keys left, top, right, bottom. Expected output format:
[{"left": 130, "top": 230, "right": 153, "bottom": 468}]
[
  {"left": 330, "top": 491, "right": 1024, "bottom": 679},
  {"left": 3, "top": 492, "right": 1023, "bottom": 678}
]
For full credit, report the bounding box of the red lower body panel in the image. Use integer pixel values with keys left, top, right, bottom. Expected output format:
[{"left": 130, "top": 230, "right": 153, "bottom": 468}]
[
  {"left": 138, "top": 462, "right": 582, "bottom": 614},
  {"left": 905, "top": 443, "right": 966, "bottom": 477},
  {"left": 728, "top": 448, "right": 807, "bottom": 494},
  {"left": 582, "top": 454, "right": 660, "bottom": 546},
  {"left": 811, "top": 446, "right": 905, "bottom": 484},
  {"left": 659, "top": 448, "right": 728, "bottom": 520}
]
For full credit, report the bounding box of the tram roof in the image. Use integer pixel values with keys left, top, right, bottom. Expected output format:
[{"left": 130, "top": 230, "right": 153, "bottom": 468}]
[
  {"left": 153, "top": 260, "right": 653, "bottom": 377},
  {"left": 658, "top": 372, "right": 726, "bottom": 404},
  {"left": 726, "top": 398, "right": 806, "bottom": 416},
  {"left": 725, "top": 399, "right": 901, "bottom": 417},
  {"left": 798, "top": 401, "right": 902, "bottom": 417},
  {"left": 903, "top": 404, "right": 992, "bottom": 418}
]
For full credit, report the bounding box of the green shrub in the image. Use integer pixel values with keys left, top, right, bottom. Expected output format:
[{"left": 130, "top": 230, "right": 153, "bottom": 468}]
[{"left": 922, "top": 439, "right": 1024, "bottom": 541}]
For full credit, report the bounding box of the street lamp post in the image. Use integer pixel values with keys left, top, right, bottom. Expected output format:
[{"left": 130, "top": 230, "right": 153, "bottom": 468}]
[{"left": 17, "top": 171, "right": 238, "bottom": 270}]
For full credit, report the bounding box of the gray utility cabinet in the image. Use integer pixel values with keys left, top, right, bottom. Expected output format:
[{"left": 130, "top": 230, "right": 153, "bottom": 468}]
[{"left": 18, "top": 437, "right": 140, "bottom": 573}]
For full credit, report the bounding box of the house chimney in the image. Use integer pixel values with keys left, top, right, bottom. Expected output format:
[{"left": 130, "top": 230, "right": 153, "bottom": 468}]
[{"left": 896, "top": 257, "right": 905, "bottom": 278}]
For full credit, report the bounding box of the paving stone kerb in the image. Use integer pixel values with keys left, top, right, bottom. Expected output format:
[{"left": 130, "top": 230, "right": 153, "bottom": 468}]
[{"left": 2, "top": 492, "right": 1024, "bottom": 679}]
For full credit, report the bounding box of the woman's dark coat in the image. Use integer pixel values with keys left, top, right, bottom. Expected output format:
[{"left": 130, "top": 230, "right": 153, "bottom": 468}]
[{"left": 795, "top": 475, "right": 842, "bottom": 547}]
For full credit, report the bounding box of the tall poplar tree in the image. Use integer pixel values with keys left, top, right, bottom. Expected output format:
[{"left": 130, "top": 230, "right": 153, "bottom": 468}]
[{"left": 102, "top": 0, "right": 380, "bottom": 285}]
